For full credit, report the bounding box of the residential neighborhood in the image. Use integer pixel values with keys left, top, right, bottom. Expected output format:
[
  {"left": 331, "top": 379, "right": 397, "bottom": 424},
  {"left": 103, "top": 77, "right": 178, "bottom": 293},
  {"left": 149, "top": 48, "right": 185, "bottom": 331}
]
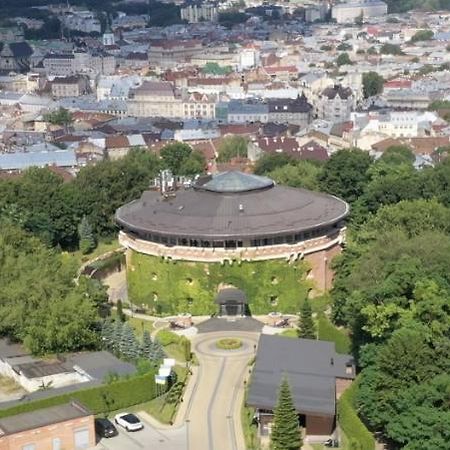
[{"left": 0, "top": 0, "right": 450, "bottom": 449}]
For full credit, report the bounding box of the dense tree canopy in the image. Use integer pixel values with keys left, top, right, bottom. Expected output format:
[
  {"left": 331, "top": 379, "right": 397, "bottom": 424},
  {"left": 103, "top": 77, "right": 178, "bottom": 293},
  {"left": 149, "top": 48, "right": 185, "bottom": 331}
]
[
  {"left": 217, "top": 136, "right": 248, "bottom": 162},
  {"left": 0, "top": 225, "right": 100, "bottom": 354},
  {"left": 362, "top": 72, "right": 384, "bottom": 98}
]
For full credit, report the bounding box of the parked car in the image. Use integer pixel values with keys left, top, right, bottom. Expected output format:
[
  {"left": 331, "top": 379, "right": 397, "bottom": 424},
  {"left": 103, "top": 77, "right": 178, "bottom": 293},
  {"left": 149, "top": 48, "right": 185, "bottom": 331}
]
[
  {"left": 95, "top": 418, "right": 118, "bottom": 438},
  {"left": 114, "top": 413, "right": 144, "bottom": 432}
]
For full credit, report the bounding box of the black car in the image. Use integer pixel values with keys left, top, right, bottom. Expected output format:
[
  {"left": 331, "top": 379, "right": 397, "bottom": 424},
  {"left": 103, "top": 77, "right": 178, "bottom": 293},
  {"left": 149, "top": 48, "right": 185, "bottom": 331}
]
[{"left": 95, "top": 418, "right": 118, "bottom": 438}]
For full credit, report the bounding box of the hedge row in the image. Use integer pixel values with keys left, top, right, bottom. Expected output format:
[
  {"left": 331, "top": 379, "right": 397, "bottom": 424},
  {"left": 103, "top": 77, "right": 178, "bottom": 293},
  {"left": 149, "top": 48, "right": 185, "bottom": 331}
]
[
  {"left": 0, "top": 371, "right": 157, "bottom": 419},
  {"left": 317, "top": 314, "right": 351, "bottom": 354},
  {"left": 338, "top": 378, "right": 375, "bottom": 450}
]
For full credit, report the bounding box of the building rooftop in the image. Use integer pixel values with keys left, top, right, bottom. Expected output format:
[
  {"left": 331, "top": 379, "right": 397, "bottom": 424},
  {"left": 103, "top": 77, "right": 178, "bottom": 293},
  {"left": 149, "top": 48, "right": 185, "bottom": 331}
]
[
  {"left": 247, "top": 335, "right": 355, "bottom": 416},
  {"left": 116, "top": 171, "right": 349, "bottom": 240},
  {"left": 195, "top": 171, "right": 274, "bottom": 193},
  {"left": 0, "top": 401, "right": 91, "bottom": 436}
]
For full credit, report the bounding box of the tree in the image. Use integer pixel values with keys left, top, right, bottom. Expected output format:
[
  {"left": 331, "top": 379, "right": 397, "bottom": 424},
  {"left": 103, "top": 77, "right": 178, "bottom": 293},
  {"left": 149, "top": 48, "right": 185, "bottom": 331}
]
[
  {"left": 142, "top": 330, "right": 153, "bottom": 358},
  {"left": 78, "top": 216, "right": 96, "bottom": 254},
  {"left": 116, "top": 299, "right": 126, "bottom": 322},
  {"left": 254, "top": 153, "right": 294, "bottom": 175},
  {"left": 270, "top": 377, "right": 302, "bottom": 450},
  {"left": 217, "top": 136, "right": 248, "bottom": 162},
  {"left": 180, "top": 150, "right": 206, "bottom": 177},
  {"left": 318, "top": 148, "right": 373, "bottom": 204},
  {"left": 336, "top": 52, "right": 353, "bottom": 66},
  {"left": 44, "top": 107, "right": 73, "bottom": 129},
  {"left": 267, "top": 161, "right": 322, "bottom": 191},
  {"left": 160, "top": 142, "right": 193, "bottom": 176},
  {"left": 380, "top": 43, "right": 403, "bottom": 55},
  {"left": 297, "top": 299, "right": 316, "bottom": 339},
  {"left": 411, "top": 29, "right": 434, "bottom": 42},
  {"left": 362, "top": 72, "right": 384, "bottom": 98}
]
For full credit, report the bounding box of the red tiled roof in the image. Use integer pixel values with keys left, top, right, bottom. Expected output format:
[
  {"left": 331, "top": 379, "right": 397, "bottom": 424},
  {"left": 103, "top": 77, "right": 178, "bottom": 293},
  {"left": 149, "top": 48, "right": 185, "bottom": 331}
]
[
  {"left": 105, "top": 135, "right": 129, "bottom": 149},
  {"left": 255, "top": 137, "right": 329, "bottom": 161}
]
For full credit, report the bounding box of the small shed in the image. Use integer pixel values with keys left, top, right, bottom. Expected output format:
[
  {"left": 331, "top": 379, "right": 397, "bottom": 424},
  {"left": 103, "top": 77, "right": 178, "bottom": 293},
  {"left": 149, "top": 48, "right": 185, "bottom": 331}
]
[{"left": 214, "top": 288, "right": 247, "bottom": 316}]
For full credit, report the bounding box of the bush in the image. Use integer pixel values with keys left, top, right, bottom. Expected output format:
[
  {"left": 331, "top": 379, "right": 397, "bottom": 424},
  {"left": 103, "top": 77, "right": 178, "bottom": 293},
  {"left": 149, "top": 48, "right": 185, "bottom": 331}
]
[
  {"left": 317, "top": 314, "right": 351, "bottom": 354},
  {"left": 157, "top": 329, "right": 180, "bottom": 346},
  {"left": 338, "top": 378, "right": 375, "bottom": 450},
  {"left": 0, "top": 371, "right": 158, "bottom": 419},
  {"left": 216, "top": 338, "right": 242, "bottom": 350}
]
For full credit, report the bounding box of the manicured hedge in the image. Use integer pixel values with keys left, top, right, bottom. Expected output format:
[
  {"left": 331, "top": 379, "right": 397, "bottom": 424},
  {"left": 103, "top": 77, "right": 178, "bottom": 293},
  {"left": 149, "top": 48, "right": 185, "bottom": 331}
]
[
  {"left": 0, "top": 371, "right": 157, "bottom": 419},
  {"left": 128, "top": 251, "right": 312, "bottom": 315},
  {"left": 317, "top": 314, "right": 351, "bottom": 354},
  {"left": 338, "top": 378, "right": 375, "bottom": 450}
]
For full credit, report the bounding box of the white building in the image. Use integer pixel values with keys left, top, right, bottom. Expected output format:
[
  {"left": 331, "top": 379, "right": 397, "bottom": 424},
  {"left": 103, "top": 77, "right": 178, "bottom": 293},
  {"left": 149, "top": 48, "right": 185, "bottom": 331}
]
[
  {"left": 332, "top": 0, "right": 387, "bottom": 23},
  {"left": 180, "top": 3, "right": 218, "bottom": 23}
]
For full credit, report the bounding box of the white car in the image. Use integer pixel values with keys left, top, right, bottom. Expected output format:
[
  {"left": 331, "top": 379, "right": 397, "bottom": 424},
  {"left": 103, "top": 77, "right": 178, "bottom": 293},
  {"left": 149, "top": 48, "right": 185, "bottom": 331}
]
[{"left": 114, "top": 413, "right": 144, "bottom": 432}]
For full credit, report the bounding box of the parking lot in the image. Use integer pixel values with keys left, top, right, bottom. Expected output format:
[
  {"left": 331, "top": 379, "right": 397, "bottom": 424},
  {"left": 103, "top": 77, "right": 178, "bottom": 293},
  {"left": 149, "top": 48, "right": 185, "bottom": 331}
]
[{"left": 95, "top": 417, "right": 187, "bottom": 450}]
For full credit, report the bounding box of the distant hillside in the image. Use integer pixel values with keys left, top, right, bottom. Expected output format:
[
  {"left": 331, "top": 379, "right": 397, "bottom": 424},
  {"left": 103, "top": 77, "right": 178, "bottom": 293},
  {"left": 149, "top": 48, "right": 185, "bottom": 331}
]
[{"left": 387, "top": 0, "right": 450, "bottom": 13}]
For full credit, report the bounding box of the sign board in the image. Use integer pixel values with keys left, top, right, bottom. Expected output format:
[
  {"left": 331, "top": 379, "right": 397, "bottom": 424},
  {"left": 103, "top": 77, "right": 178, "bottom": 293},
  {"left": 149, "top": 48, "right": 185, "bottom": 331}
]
[
  {"left": 159, "top": 366, "right": 172, "bottom": 377},
  {"left": 155, "top": 375, "right": 167, "bottom": 385},
  {"left": 163, "top": 358, "right": 176, "bottom": 367}
]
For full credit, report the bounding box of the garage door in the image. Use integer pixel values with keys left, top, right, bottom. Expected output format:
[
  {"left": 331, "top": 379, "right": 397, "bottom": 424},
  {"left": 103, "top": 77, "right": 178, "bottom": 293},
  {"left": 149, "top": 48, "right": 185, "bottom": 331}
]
[{"left": 74, "top": 428, "right": 90, "bottom": 449}]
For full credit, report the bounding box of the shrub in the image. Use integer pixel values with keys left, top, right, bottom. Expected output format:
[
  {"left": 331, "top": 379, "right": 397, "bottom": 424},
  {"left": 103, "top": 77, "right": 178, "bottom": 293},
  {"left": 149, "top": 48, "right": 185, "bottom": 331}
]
[
  {"left": 318, "top": 314, "right": 351, "bottom": 354},
  {"left": 216, "top": 338, "right": 242, "bottom": 350},
  {"left": 338, "top": 378, "right": 375, "bottom": 450},
  {"left": 157, "top": 329, "right": 180, "bottom": 346},
  {"left": 0, "top": 371, "right": 158, "bottom": 419}
]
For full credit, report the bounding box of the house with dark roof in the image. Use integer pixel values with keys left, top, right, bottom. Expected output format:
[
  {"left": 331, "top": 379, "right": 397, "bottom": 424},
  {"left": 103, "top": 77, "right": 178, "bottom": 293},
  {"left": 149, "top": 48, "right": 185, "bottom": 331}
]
[
  {"left": 247, "top": 335, "right": 355, "bottom": 437},
  {"left": 268, "top": 94, "right": 313, "bottom": 127},
  {"left": 316, "top": 85, "right": 353, "bottom": 123},
  {"left": 0, "top": 42, "right": 33, "bottom": 73}
]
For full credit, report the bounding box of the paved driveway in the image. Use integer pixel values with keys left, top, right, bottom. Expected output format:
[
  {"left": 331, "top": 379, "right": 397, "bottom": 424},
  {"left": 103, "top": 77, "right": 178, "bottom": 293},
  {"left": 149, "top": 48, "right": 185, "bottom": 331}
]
[
  {"left": 185, "top": 331, "right": 259, "bottom": 450},
  {"left": 95, "top": 419, "right": 186, "bottom": 450}
]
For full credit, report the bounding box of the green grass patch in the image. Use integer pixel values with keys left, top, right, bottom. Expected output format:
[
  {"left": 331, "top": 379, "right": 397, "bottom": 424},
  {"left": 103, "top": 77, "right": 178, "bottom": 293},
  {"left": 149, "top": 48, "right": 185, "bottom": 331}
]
[
  {"left": 216, "top": 338, "right": 242, "bottom": 350},
  {"left": 126, "top": 316, "right": 154, "bottom": 339},
  {"left": 317, "top": 314, "right": 351, "bottom": 354},
  {"left": 241, "top": 392, "right": 261, "bottom": 450},
  {"left": 64, "top": 240, "right": 121, "bottom": 267},
  {"left": 127, "top": 251, "right": 312, "bottom": 315},
  {"left": 141, "top": 366, "right": 188, "bottom": 424},
  {"left": 155, "top": 329, "right": 190, "bottom": 362},
  {"left": 338, "top": 377, "right": 375, "bottom": 450},
  {"left": 279, "top": 328, "right": 298, "bottom": 338}
]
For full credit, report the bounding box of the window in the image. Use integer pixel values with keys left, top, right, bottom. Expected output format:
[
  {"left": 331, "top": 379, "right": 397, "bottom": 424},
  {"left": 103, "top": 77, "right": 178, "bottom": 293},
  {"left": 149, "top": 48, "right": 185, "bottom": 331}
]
[
  {"left": 22, "top": 445, "right": 36, "bottom": 450},
  {"left": 74, "top": 428, "right": 90, "bottom": 449},
  {"left": 53, "top": 438, "right": 62, "bottom": 450}
]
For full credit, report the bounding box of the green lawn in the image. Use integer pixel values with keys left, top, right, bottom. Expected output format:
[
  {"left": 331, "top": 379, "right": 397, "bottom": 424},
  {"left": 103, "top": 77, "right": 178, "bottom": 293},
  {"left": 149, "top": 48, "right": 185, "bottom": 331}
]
[
  {"left": 241, "top": 395, "right": 261, "bottom": 450},
  {"left": 164, "top": 342, "right": 187, "bottom": 362},
  {"left": 64, "top": 240, "right": 121, "bottom": 267},
  {"left": 105, "top": 366, "right": 188, "bottom": 425},
  {"left": 279, "top": 328, "right": 298, "bottom": 338},
  {"left": 127, "top": 316, "right": 154, "bottom": 339},
  {"left": 141, "top": 366, "right": 188, "bottom": 424}
]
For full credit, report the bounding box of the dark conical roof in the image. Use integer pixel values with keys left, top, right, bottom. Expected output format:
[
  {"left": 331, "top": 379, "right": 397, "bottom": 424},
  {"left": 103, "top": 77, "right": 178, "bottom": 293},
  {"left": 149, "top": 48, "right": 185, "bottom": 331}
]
[{"left": 194, "top": 171, "right": 274, "bottom": 193}]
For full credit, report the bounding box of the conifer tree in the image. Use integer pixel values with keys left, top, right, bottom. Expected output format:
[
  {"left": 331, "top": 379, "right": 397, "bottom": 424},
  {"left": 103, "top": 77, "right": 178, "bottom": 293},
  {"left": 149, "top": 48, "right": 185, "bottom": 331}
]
[
  {"left": 78, "top": 216, "right": 96, "bottom": 254},
  {"left": 116, "top": 299, "right": 125, "bottom": 322},
  {"left": 101, "top": 319, "right": 114, "bottom": 350},
  {"left": 111, "top": 320, "right": 123, "bottom": 354},
  {"left": 297, "top": 299, "right": 316, "bottom": 339},
  {"left": 151, "top": 339, "right": 166, "bottom": 362},
  {"left": 120, "top": 323, "right": 137, "bottom": 360},
  {"left": 270, "top": 377, "right": 302, "bottom": 450},
  {"left": 142, "top": 330, "right": 153, "bottom": 358}
]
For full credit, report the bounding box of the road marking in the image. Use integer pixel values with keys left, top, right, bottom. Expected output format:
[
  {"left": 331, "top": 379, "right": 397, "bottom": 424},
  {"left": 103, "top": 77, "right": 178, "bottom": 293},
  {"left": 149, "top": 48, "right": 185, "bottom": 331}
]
[{"left": 207, "top": 357, "right": 226, "bottom": 450}]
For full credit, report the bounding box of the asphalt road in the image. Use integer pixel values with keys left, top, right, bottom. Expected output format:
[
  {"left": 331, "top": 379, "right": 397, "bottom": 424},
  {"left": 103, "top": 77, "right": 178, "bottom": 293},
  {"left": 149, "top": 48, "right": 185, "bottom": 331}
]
[
  {"left": 95, "top": 419, "right": 186, "bottom": 450},
  {"left": 185, "top": 331, "right": 259, "bottom": 450}
]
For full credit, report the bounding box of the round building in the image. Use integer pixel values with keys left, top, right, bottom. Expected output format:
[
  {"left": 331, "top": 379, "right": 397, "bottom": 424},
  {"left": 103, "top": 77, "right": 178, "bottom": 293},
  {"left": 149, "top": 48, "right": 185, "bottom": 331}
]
[{"left": 116, "top": 171, "right": 349, "bottom": 315}]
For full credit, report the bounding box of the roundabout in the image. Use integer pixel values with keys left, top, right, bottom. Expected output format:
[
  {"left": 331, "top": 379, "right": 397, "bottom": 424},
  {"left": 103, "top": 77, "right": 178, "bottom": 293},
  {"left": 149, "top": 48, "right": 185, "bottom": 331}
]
[{"left": 184, "top": 331, "right": 259, "bottom": 450}]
